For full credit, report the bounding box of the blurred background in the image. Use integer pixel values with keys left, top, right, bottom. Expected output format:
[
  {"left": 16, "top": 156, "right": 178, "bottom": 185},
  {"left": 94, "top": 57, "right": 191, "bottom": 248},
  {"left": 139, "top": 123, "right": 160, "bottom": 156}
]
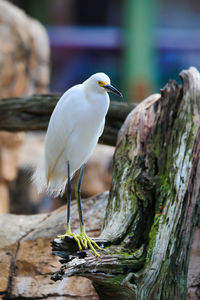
[
  {"left": 9, "top": 0, "right": 200, "bottom": 101},
  {"left": 1, "top": 0, "right": 200, "bottom": 215}
]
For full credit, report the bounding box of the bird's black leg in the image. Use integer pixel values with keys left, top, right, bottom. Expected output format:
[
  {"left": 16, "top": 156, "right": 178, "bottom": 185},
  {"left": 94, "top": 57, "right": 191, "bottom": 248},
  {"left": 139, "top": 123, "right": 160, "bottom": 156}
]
[
  {"left": 58, "top": 161, "right": 73, "bottom": 237},
  {"left": 76, "top": 163, "right": 85, "bottom": 228},
  {"left": 66, "top": 160, "right": 72, "bottom": 232},
  {"left": 75, "top": 164, "right": 102, "bottom": 256},
  {"left": 59, "top": 163, "right": 102, "bottom": 257}
]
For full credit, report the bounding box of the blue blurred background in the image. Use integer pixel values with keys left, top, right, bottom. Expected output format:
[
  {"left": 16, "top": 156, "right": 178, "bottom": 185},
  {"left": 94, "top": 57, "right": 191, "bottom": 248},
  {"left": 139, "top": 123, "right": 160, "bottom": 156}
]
[{"left": 9, "top": 0, "right": 200, "bottom": 102}]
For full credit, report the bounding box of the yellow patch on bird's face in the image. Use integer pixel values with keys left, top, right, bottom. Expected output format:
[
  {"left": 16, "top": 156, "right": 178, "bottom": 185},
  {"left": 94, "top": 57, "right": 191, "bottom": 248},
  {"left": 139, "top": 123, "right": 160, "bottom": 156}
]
[{"left": 98, "top": 81, "right": 107, "bottom": 87}]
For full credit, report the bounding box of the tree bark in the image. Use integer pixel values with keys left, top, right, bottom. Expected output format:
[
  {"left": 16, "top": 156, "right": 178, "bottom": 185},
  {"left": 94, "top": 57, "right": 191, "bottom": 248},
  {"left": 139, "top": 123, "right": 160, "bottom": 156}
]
[
  {"left": 0, "top": 95, "right": 134, "bottom": 146},
  {"left": 51, "top": 67, "right": 200, "bottom": 300}
]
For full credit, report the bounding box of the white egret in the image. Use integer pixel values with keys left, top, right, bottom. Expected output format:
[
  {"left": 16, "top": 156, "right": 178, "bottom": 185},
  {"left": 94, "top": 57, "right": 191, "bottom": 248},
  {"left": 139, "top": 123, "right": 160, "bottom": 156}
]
[{"left": 33, "top": 73, "right": 122, "bottom": 256}]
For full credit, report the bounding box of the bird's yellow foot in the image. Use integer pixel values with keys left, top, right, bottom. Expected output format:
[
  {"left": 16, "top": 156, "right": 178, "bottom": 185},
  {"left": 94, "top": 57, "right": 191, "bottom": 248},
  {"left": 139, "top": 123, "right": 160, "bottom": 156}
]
[{"left": 58, "top": 226, "right": 102, "bottom": 257}]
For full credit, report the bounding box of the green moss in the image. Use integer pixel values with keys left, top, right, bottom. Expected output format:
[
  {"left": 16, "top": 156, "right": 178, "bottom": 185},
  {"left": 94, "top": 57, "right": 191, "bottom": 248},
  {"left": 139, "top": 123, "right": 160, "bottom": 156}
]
[
  {"left": 105, "top": 274, "right": 127, "bottom": 285},
  {"left": 185, "top": 121, "right": 194, "bottom": 161},
  {"left": 146, "top": 215, "right": 159, "bottom": 262}
]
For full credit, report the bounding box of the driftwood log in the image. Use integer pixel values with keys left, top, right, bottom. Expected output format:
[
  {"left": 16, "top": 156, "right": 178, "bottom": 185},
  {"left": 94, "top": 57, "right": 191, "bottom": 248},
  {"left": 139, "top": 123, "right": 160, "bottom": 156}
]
[
  {"left": 0, "top": 95, "right": 134, "bottom": 146},
  {"left": 51, "top": 67, "right": 200, "bottom": 300}
]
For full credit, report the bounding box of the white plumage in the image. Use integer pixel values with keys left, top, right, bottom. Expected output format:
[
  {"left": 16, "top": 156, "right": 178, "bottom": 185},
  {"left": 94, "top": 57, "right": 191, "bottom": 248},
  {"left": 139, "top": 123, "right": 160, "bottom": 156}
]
[{"left": 33, "top": 73, "right": 114, "bottom": 196}]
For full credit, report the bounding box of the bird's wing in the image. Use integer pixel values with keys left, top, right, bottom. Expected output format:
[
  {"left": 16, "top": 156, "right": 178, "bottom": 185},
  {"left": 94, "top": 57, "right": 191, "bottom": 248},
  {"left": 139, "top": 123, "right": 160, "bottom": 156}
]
[
  {"left": 44, "top": 85, "right": 83, "bottom": 183},
  {"left": 99, "top": 119, "right": 105, "bottom": 137}
]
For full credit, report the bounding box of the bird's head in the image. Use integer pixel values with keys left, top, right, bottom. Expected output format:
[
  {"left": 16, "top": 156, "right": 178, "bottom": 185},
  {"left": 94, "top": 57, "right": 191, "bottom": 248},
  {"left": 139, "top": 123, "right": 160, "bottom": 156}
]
[{"left": 84, "top": 73, "right": 123, "bottom": 98}]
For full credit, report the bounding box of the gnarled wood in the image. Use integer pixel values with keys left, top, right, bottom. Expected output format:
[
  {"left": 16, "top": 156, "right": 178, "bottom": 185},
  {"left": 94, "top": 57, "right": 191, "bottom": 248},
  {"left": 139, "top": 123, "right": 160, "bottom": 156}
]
[
  {"left": 0, "top": 95, "right": 134, "bottom": 146},
  {"left": 51, "top": 67, "right": 200, "bottom": 300}
]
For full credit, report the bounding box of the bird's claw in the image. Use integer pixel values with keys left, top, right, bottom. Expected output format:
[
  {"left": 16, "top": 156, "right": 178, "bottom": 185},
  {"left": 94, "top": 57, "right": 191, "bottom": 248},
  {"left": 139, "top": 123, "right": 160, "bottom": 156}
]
[{"left": 58, "top": 231, "right": 102, "bottom": 257}]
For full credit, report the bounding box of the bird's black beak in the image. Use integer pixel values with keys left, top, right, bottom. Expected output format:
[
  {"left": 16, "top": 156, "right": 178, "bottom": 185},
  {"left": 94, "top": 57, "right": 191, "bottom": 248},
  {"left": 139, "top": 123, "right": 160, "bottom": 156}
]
[{"left": 104, "top": 84, "right": 123, "bottom": 98}]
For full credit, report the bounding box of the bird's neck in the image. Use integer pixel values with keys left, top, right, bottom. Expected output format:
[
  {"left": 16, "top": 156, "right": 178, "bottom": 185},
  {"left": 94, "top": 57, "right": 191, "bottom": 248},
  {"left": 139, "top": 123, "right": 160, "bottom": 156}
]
[{"left": 83, "top": 84, "right": 110, "bottom": 117}]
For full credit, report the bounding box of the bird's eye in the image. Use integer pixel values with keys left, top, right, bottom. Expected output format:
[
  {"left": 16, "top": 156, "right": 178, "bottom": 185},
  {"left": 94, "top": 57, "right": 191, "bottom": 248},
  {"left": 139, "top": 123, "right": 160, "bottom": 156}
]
[{"left": 98, "top": 81, "right": 104, "bottom": 87}]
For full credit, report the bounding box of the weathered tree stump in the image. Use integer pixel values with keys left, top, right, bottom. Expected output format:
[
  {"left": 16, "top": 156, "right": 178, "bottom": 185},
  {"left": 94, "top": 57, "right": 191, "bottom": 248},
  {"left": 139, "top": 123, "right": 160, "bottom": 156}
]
[{"left": 51, "top": 67, "right": 200, "bottom": 300}]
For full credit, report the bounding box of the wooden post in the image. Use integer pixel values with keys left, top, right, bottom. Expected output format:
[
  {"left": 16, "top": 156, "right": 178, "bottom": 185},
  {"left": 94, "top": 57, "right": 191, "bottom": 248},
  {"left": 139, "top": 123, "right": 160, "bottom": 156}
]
[{"left": 123, "top": 0, "right": 157, "bottom": 102}]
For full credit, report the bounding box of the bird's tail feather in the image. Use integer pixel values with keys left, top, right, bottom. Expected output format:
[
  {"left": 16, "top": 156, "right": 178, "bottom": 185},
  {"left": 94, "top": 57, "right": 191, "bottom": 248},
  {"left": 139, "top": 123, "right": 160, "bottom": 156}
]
[
  {"left": 32, "top": 154, "right": 75, "bottom": 197},
  {"left": 31, "top": 153, "right": 47, "bottom": 194}
]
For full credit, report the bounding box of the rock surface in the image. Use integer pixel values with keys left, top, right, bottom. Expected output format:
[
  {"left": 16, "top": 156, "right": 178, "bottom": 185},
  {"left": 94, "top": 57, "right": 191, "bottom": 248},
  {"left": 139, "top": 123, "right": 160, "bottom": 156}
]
[
  {"left": 0, "top": 0, "right": 49, "bottom": 97},
  {"left": 0, "top": 0, "right": 50, "bottom": 213},
  {"left": 0, "top": 192, "right": 108, "bottom": 299}
]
